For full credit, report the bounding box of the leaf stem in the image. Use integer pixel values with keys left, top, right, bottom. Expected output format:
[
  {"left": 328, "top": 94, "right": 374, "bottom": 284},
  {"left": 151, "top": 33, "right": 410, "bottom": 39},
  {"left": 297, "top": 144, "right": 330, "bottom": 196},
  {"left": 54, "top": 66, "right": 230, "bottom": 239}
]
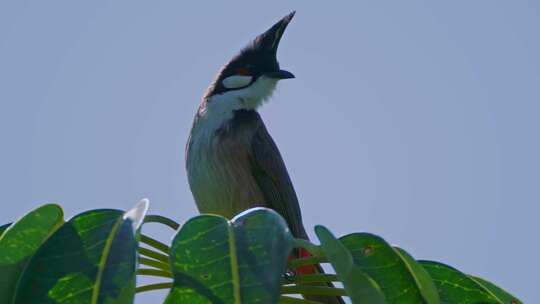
[
  {"left": 283, "top": 274, "right": 339, "bottom": 285},
  {"left": 135, "top": 282, "right": 174, "bottom": 293},
  {"left": 137, "top": 268, "right": 173, "bottom": 278},
  {"left": 143, "top": 215, "right": 180, "bottom": 230},
  {"left": 139, "top": 247, "right": 170, "bottom": 264},
  {"left": 139, "top": 257, "right": 170, "bottom": 272},
  {"left": 140, "top": 234, "right": 170, "bottom": 254},
  {"left": 294, "top": 239, "right": 323, "bottom": 257},
  {"left": 281, "top": 285, "right": 347, "bottom": 296},
  {"left": 279, "top": 296, "right": 325, "bottom": 304},
  {"left": 288, "top": 256, "right": 327, "bottom": 268}
]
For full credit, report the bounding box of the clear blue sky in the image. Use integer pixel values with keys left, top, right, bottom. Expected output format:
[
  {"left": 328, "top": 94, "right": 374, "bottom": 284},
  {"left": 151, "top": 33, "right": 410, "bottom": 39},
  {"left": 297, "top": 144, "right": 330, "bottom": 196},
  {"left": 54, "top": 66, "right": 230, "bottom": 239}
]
[{"left": 1, "top": 1, "right": 539, "bottom": 302}]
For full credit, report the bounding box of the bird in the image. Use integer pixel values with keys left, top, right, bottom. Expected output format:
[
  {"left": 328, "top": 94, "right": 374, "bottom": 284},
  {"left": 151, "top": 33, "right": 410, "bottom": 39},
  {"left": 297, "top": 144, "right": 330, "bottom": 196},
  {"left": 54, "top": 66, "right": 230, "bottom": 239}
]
[{"left": 186, "top": 12, "right": 344, "bottom": 304}]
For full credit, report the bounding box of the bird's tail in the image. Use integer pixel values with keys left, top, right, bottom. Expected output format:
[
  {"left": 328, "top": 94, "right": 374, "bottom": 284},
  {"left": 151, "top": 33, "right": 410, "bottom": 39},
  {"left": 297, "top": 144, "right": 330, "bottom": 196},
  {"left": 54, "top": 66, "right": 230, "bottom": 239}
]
[{"left": 288, "top": 247, "right": 345, "bottom": 304}]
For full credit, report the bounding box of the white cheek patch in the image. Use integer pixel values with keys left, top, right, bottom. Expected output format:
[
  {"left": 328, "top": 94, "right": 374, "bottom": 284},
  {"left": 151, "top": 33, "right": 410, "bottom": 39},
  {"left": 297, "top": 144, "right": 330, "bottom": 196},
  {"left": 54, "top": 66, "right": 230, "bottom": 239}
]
[{"left": 222, "top": 75, "right": 253, "bottom": 89}]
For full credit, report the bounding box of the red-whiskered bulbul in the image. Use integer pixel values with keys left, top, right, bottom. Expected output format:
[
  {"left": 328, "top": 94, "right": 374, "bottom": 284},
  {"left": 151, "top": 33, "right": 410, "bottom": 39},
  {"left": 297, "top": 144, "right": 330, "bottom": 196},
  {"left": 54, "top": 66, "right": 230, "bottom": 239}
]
[{"left": 186, "top": 12, "right": 344, "bottom": 304}]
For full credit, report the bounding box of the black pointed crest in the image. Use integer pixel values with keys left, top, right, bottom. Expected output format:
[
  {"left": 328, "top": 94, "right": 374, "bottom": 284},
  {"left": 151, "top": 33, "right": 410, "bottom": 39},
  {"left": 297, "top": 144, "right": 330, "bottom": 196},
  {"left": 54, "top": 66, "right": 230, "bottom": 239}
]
[{"left": 251, "top": 11, "right": 295, "bottom": 57}]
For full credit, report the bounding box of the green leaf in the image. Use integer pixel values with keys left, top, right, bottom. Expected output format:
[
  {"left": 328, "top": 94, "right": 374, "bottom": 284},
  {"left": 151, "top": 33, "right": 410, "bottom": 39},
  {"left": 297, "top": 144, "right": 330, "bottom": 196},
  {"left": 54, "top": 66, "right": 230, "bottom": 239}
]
[
  {"left": 468, "top": 275, "right": 522, "bottom": 304},
  {"left": 165, "top": 207, "right": 294, "bottom": 304},
  {"left": 0, "top": 204, "right": 64, "bottom": 304},
  {"left": 338, "top": 233, "right": 438, "bottom": 304},
  {"left": 419, "top": 260, "right": 500, "bottom": 304},
  {"left": 11, "top": 200, "right": 148, "bottom": 304},
  {"left": 315, "top": 226, "right": 385, "bottom": 304},
  {"left": 0, "top": 223, "right": 11, "bottom": 238},
  {"left": 393, "top": 247, "right": 440, "bottom": 304}
]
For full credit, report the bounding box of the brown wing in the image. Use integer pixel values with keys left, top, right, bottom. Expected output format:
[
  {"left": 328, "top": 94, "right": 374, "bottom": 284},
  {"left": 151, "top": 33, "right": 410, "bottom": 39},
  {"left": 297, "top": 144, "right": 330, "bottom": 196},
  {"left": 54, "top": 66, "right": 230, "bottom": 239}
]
[
  {"left": 244, "top": 112, "right": 308, "bottom": 239},
  {"left": 245, "top": 111, "right": 345, "bottom": 304}
]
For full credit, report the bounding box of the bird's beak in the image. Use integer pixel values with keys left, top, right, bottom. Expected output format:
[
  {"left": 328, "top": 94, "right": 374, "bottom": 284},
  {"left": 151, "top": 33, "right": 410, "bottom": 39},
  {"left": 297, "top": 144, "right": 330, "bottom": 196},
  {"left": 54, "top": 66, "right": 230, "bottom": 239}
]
[
  {"left": 254, "top": 11, "right": 295, "bottom": 56},
  {"left": 266, "top": 69, "right": 295, "bottom": 79}
]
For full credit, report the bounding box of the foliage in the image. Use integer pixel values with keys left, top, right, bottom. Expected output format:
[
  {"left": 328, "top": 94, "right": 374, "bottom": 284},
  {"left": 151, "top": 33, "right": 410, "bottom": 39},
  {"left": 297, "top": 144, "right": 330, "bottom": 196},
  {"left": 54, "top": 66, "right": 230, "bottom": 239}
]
[{"left": 0, "top": 202, "right": 521, "bottom": 304}]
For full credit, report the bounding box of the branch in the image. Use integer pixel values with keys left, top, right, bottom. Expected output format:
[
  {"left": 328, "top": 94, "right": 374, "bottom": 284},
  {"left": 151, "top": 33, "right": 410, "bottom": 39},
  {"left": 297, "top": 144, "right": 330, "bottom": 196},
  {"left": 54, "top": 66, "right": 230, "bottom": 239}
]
[
  {"left": 139, "top": 247, "right": 169, "bottom": 264},
  {"left": 281, "top": 285, "right": 347, "bottom": 297},
  {"left": 139, "top": 257, "right": 170, "bottom": 272},
  {"left": 279, "top": 296, "right": 324, "bottom": 304},
  {"left": 140, "top": 234, "right": 170, "bottom": 254},
  {"left": 137, "top": 268, "right": 173, "bottom": 279},
  {"left": 143, "top": 215, "right": 180, "bottom": 230},
  {"left": 283, "top": 274, "right": 339, "bottom": 285},
  {"left": 294, "top": 239, "right": 323, "bottom": 257},
  {"left": 135, "top": 282, "right": 174, "bottom": 294},
  {"left": 288, "top": 256, "right": 327, "bottom": 268}
]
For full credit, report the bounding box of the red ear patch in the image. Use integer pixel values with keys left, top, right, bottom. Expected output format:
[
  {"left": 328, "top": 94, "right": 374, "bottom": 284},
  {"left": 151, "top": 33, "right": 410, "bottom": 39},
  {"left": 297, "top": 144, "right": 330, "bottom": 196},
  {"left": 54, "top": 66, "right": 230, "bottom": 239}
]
[{"left": 235, "top": 67, "right": 251, "bottom": 76}]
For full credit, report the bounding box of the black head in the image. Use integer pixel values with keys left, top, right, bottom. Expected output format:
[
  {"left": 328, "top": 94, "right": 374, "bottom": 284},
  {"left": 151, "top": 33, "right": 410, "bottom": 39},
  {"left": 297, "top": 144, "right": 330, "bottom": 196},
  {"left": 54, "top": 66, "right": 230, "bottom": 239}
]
[{"left": 205, "top": 12, "right": 295, "bottom": 98}]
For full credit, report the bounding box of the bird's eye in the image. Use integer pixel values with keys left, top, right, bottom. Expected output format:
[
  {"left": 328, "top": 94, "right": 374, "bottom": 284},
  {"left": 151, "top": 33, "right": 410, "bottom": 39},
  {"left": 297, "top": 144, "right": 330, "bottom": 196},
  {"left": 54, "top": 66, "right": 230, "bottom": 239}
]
[{"left": 235, "top": 67, "right": 251, "bottom": 76}]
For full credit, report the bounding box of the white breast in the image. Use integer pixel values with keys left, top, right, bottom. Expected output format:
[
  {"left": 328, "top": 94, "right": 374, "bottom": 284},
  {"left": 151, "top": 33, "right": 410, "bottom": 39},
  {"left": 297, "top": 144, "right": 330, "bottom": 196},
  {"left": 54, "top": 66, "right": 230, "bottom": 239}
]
[
  {"left": 186, "top": 75, "right": 279, "bottom": 218},
  {"left": 186, "top": 110, "right": 264, "bottom": 219}
]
